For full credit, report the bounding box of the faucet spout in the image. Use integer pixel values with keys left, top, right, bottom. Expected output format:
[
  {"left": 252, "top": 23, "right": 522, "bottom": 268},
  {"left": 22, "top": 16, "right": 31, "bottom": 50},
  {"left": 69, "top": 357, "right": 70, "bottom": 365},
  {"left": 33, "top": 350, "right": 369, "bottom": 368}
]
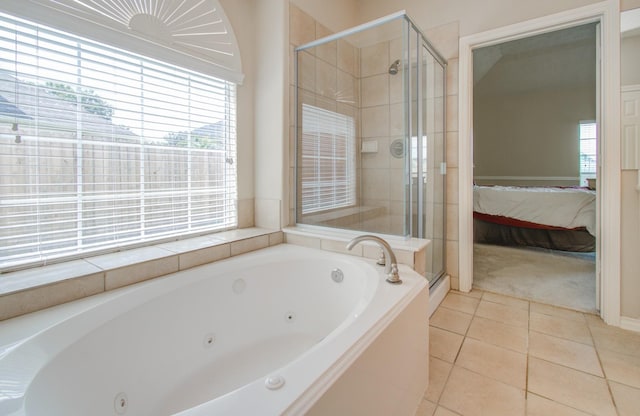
[{"left": 346, "top": 235, "right": 402, "bottom": 284}]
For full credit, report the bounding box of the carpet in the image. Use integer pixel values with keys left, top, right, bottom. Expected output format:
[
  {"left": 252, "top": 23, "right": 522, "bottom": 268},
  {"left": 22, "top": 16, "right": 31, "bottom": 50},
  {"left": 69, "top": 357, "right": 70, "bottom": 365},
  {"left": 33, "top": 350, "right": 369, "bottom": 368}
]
[{"left": 473, "top": 243, "right": 596, "bottom": 313}]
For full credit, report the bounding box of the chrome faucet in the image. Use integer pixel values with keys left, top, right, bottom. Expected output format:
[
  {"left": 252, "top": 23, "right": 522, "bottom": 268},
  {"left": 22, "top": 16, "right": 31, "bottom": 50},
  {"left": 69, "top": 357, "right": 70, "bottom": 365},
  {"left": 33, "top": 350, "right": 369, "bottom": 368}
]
[{"left": 346, "top": 235, "right": 402, "bottom": 284}]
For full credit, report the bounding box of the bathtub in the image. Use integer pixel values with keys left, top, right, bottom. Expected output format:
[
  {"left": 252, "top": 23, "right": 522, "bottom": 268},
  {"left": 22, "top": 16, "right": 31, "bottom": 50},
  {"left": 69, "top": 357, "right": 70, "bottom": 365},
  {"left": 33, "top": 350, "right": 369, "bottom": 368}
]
[{"left": 0, "top": 243, "right": 429, "bottom": 415}]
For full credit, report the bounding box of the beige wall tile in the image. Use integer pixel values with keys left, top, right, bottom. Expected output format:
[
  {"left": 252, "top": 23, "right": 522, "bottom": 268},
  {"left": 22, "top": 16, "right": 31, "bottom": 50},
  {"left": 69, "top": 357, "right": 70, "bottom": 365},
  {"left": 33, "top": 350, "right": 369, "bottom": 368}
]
[
  {"left": 446, "top": 131, "right": 458, "bottom": 168},
  {"left": 360, "top": 42, "right": 389, "bottom": 77},
  {"left": 434, "top": 407, "right": 460, "bottom": 416},
  {"left": 284, "top": 232, "right": 321, "bottom": 248},
  {"left": 0, "top": 274, "right": 104, "bottom": 321},
  {"left": 178, "top": 244, "right": 231, "bottom": 270},
  {"left": 269, "top": 231, "right": 284, "bottom": 245},
  {"left": 230, "top": 235, "right": 270, "bottom": 256},
  {"left": 337, "top": 39, "right": 356, "bottom": 75},
  {"left": 361, "top": 105, "right": 389, "bottom": 138},
  {"left": 361, "top": 74, "right": 389, "bottom": 107},
  {"left": 315, "top": 58, "right": 337, "bottom": 98},
  {"left": 315, "top": 24, "right": 336, "bottom": 65},
  {"left": 105, "top": 256, "right": 179, "bottom": 290},
  {"left": 289, "top": 3, "right": 315, "bottom": 47}
]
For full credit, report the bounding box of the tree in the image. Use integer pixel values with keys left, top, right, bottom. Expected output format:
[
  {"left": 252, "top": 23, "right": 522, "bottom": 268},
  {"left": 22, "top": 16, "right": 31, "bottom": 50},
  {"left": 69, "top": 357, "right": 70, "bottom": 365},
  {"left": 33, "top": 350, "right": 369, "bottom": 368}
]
[{"left": 45, "top": 82, "right": 114, "bottom": 120}]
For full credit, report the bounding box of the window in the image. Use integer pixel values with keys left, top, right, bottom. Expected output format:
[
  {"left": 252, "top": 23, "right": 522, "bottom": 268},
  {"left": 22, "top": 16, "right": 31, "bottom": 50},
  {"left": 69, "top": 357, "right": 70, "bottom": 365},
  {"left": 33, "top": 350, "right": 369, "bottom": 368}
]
[
  {"left": 0, "top": 12, "right": 237, "bottom": 271},
  {"left": 579, "top": 121, "right": 597, "bottom": 187},
  {"left": 300, "top": 104, "right": 356, "bottom": 214}
]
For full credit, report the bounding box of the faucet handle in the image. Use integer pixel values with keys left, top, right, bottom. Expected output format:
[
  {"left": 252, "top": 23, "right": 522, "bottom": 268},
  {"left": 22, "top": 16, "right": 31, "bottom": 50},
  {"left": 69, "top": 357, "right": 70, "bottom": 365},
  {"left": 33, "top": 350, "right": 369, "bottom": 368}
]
[
  {"left": 376, "top": 249, "right": 386, "bottom": 266},
  {"left": 386, "top": 264, "right": 402, "bottom": 284}
]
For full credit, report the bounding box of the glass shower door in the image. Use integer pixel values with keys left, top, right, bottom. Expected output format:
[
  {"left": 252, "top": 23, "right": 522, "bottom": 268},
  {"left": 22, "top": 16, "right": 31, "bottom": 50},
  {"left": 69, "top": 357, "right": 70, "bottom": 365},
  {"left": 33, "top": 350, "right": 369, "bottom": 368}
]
[{"left": 419, "top": 42, "right": 446, "bottom": 284}]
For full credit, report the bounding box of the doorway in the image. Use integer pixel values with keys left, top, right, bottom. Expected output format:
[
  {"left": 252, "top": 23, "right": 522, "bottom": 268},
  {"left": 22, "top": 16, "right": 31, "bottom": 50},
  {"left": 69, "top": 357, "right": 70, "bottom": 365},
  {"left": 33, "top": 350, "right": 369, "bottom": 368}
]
[
  {"left": 458, "top": 2, "right": 621, "bottom": 324},
  {"left": 471, "top": 23, "right": 598, "bottom": 312}
]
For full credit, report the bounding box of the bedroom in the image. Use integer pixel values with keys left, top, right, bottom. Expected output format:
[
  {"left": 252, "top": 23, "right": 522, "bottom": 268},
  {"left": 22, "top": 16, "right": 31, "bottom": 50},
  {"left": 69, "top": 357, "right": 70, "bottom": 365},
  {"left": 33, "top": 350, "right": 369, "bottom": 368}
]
[{"left": 471, "top": 23, "right": 598, "bottom": 312}]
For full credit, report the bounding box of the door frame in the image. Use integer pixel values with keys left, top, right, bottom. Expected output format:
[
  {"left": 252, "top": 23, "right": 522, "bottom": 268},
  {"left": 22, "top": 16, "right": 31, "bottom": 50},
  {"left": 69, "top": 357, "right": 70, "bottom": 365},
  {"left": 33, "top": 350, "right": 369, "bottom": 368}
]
[{"left": 457, "top": 0, "right": 621, "bottom": 325}]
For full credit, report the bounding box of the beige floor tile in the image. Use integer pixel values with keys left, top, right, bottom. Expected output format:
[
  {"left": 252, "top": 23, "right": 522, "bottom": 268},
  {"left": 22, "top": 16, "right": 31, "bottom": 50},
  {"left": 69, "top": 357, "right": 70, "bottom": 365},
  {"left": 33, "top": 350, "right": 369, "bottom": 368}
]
[
  {"left": 414, "top": 399, "right": 437, "bottom": 416},
  {"left": 430, "top": 326, "right": 464, "bottom": 363},
  {"left": 609, "top": 381, "right": 640, "bottom": 416},
  {"left": 440, "top": 292, "right": 480, "bottom": 315},
  {"left": 530, "top": 302, "right": 587, "bottom": 323},
  {"left": 590, "top": 324, "right": 640, "bottom": 358},
  {"left": 529, "top": 331, "right": 602, "bottom": 376},
  {"left": 529, "top": 311, "right": 593, "bottom": 345},
  {"left": 440, "top": 366, "right": 525, "bottom": 416},
  {"left": 425, "top": 356, "right": 453, "bottom": 402},
  {"left": 599, "top": 348, "right": 640, "bottom": 389},
  {"left": 475, "top": 299, "right": 529, "bottom": 328},
  {"left": 434, "top": 406, "right": 461, "bottom": 416},
  {"left": 482, "top": 291, "right": 529, "bottom": 310},
  {"left": 431, "top": 306, "right": 473, "bottom": 335},
  {"left": 526, "top": 393, "right": 591, "bottom": 416},
  {"left": 466, "top": 315, "right": 528, "bottom": 353},
  {"left": 527, "top": 357, "right": 616, "bottom": 416},
  {"left": 456, "top": 338, "right": 527, "bottom": 388},
  {"left": 454, "top": 289, "right": 483, "bottom": 299}
]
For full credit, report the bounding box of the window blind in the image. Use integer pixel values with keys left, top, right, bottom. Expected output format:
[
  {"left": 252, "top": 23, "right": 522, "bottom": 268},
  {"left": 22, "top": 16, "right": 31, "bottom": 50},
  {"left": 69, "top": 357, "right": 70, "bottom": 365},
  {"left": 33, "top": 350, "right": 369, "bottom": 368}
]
[
  {"left": 579, "top": 121, "right": 597, "bottom": 187},
  {"left": 0, "top": 12, "right": 237, "bottom": 271},
  {"left": 300, "top": 104, "right": 356, "bottom": 214}
]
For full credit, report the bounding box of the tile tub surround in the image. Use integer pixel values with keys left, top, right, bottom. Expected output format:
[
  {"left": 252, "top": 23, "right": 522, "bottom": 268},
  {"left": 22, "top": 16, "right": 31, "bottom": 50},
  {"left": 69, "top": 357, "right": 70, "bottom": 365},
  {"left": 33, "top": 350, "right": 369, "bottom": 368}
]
[
  {"left": 417, "top": 290, "right": 640, "bottom": 416},
  {"left": 283, "top": 226, "right": 430, "bottom": 276},
  {"left": 0, "top": 228, "right": 283, "bottom": 321}
]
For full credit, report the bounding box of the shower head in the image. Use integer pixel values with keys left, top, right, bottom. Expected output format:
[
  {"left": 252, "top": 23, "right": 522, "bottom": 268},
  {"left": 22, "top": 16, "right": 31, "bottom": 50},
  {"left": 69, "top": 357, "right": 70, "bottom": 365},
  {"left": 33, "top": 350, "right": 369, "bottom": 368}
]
[{"left": 388, "top": 59, "right": 400, "bottom": 75}]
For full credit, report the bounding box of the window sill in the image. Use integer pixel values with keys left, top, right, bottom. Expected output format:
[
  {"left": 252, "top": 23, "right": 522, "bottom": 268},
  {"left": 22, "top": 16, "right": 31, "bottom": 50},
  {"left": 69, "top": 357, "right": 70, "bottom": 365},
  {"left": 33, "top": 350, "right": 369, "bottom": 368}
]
[{"left": 0, "top": 228, "right": 283, "bottom": 321}]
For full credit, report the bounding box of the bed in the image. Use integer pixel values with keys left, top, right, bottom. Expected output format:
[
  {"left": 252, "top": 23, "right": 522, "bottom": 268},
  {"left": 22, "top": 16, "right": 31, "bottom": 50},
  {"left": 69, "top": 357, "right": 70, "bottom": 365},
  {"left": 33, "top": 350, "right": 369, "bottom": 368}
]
[{"left": 473, "top": 185, "right": 596, "bottom": 252}]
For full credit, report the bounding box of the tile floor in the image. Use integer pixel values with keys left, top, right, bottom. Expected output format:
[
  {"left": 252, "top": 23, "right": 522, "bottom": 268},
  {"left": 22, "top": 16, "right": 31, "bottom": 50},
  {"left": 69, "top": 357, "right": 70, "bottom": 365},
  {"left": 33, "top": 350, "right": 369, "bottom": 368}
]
[{"left": 415, "top": 290, "right": 640, "bottom": 416}]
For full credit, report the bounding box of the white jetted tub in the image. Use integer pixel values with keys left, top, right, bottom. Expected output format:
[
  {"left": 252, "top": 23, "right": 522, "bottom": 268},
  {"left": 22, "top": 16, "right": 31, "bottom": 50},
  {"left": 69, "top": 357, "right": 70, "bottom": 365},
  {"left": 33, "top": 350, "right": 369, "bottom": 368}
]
[{"left": 0, "top": 243, "right": 429, "bottom": 415}]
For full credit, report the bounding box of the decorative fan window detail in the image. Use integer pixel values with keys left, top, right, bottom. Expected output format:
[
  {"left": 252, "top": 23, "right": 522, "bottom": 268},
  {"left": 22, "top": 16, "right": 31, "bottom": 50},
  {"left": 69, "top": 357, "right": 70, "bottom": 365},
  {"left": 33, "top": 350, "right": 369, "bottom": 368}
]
[{"left": 0, "top": 0, "right": 243, "bottom": 83}]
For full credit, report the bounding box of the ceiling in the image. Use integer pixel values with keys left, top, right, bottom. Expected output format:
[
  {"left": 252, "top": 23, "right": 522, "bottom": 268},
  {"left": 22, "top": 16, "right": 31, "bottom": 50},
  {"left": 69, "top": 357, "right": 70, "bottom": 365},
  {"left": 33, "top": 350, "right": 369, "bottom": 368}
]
[{"left": 473, "top": 23, "right": 598, "bottom": 96}]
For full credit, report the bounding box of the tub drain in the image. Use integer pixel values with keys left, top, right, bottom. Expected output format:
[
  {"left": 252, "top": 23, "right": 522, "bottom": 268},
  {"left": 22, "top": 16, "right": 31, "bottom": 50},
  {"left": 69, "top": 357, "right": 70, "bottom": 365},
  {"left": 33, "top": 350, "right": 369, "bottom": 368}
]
[{"left": 114, "top": 392, "right": 128, "bottom": 415}]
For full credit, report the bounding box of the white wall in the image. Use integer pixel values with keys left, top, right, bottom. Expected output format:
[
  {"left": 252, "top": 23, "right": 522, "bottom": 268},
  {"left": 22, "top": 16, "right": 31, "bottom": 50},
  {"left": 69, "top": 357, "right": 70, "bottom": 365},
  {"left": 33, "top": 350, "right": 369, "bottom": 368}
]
[{"left": 219, "top": 0, "right": 256, "bottom": 227}]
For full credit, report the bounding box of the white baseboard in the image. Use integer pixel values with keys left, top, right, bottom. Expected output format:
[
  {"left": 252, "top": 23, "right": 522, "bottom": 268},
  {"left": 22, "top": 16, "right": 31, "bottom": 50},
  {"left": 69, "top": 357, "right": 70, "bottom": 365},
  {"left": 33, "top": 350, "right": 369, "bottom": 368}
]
[
  {"left": 620, "top": 316, "right": 640, "bottom": 333},
  {"left": 428, "top": 275, "right": 450, "bottom": 318}
]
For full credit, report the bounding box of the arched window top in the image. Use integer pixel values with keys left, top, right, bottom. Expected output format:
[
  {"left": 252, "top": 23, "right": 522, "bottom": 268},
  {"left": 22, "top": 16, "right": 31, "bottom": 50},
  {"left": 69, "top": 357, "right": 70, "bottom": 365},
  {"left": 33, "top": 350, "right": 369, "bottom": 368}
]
[{"left": 0, "top": 0, "right": 244, "bottom": 84}]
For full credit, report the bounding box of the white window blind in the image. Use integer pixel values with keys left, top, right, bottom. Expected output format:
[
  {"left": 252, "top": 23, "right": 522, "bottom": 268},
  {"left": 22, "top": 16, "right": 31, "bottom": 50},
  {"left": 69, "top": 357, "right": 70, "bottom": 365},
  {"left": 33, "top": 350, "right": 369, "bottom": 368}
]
[
  {"left": 579, "top": 121, "right": 597, "bottom": 187},
  {"left": 0, "top": 12, "right": 237, "bottom": 271},
  {"left": 300, "top": 104, "right": 356, "bottom": 214}
]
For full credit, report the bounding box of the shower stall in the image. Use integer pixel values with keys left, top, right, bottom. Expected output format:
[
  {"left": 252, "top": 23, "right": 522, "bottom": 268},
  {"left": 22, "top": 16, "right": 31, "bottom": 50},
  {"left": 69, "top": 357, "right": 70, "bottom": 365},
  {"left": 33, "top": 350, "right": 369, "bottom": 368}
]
[{"left": 294, "top": 12, "right": 447, "bottom": 285}]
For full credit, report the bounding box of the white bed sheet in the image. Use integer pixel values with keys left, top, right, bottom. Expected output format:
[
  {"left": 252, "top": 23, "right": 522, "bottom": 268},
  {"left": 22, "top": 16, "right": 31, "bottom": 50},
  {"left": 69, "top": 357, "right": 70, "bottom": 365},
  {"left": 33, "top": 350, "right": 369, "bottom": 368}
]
[{"left": 473, "top": 185, "right": 596, "bottom": 236}]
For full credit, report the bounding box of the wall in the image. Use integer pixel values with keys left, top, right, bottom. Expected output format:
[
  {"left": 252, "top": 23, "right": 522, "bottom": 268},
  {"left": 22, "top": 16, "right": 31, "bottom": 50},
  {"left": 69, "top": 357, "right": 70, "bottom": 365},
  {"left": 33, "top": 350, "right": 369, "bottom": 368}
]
[
  {"left": 474, "top": 87, "right": 596, "bottom": 186},
  {"left": 219, "top": 0, "right": 256, "bottom": 227},
  {"left": 620, "top": 10, "right": 640, "bottom": 319},
  {"left": 621, "top": 34, "right": 640, "bottom": 86}
]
